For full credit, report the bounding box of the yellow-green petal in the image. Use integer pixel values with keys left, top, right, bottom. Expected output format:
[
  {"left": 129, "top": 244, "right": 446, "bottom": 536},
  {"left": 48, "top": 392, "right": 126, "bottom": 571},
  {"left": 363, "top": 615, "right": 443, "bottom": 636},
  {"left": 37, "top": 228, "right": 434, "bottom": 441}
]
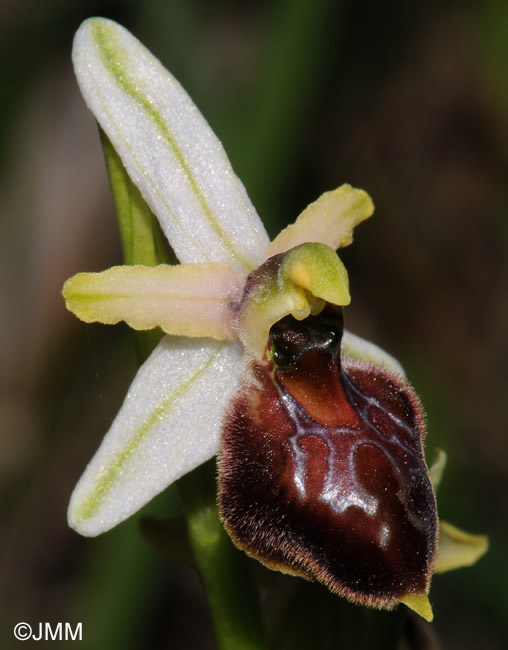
[
  {"left": 238, "top": 243, "right": 350, "bottom": 359},
  {"left": 434, "top": 521, "right": 489, "bottom": 574},
  {"left": 63, "top": 263, "right": 240, "bottom": 340},
  {"left": 267, "top": 184, "right": 374, "bottom": 257}
]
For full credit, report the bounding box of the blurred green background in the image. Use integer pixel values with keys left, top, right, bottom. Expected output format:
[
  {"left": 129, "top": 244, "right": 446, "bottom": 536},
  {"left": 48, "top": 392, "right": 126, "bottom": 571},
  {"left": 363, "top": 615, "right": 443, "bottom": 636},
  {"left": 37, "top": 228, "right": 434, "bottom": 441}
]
[{"left": 1, "top": 0, "right": 507, "bottom": 648}]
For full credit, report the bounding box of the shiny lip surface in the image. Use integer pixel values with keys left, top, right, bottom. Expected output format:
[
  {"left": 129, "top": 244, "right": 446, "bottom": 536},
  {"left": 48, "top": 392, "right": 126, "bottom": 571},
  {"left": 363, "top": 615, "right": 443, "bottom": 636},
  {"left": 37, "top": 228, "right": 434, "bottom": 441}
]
[{"left": 219, "top": 306, "right": 437, "bottom": 609}]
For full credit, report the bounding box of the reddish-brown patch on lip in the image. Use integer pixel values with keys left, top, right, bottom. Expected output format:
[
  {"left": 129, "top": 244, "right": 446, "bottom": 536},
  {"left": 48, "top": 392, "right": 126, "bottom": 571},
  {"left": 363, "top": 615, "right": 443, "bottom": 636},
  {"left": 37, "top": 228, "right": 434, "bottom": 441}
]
[
  {"left": 218, "top": 305, "right": 437, "bottom": 610},
  {"left": 275, "top": 348, "right": 358, "bottom": 427}
]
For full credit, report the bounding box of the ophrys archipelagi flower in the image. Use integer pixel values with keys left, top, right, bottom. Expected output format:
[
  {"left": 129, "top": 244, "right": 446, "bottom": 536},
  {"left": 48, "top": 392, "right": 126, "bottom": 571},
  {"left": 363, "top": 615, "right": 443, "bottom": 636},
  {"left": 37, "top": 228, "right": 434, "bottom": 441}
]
[{"left": 63, "top": 17, "right": 487, "bottom": 622}]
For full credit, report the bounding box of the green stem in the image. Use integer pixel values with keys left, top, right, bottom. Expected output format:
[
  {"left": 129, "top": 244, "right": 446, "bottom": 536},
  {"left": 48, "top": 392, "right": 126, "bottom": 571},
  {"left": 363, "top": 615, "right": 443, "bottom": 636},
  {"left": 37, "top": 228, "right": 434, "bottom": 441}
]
[
  {"left": 99, "top": 127, "right": 171, "bottom": 268},
  {"left": 179, "top": 462, "right": 269, "bottom": 650}
]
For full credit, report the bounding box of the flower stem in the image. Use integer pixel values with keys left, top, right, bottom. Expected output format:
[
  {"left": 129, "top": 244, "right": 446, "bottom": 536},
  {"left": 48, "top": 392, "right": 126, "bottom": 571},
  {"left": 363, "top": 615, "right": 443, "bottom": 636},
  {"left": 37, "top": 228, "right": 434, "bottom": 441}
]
[{"left": 178, "top": 461, "right": 269, "bottom": 650}]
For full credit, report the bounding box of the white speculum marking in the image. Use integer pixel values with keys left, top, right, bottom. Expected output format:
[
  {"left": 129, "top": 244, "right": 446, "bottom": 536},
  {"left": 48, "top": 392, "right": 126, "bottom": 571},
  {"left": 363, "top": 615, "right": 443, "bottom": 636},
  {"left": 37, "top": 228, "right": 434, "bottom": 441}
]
[
  {"left": 379, "top": 524, "right": 391, "bottom": 548},
  {"left": 281, "top": 390, "right": 379, "bottom": 517}
]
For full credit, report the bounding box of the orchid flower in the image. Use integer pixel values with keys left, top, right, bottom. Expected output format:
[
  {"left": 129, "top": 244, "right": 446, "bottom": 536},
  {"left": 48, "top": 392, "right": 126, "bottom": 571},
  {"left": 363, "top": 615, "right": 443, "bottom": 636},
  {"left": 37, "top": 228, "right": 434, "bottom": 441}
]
[{"left": 64, "top": 17, "right": 487, "bottom": 624}]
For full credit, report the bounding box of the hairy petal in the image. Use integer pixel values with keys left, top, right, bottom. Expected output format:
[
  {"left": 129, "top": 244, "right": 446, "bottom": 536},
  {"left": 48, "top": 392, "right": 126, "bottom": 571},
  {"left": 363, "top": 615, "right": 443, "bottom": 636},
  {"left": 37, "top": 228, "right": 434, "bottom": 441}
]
[
  {"left": 63, "top": 263, "right": 240, "bottom": 340},
  {"left": 73, "top": 18, "right": 269, "bottom": 277},
  {"left": 434, "top": 521, "right": 488, "bottom": 574},
  {"left": 267, "top": 185, "right": 374, "bottom": 257},
  {"left": 68, "top": 337, "right": 243, "bottom": 536}
]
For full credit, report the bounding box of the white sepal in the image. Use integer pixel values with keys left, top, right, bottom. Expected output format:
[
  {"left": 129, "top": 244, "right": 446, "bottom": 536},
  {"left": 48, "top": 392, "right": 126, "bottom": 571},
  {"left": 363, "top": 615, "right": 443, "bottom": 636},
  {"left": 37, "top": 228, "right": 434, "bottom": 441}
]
[
  {"left": 68, "top": 336, "right": 243, "bottom": 536},
  {"left": 72, "top": 18, "right": 269, "bottom": 277},
  {"left": 341, "top": 330, "right": 406, "bottom": 377}
]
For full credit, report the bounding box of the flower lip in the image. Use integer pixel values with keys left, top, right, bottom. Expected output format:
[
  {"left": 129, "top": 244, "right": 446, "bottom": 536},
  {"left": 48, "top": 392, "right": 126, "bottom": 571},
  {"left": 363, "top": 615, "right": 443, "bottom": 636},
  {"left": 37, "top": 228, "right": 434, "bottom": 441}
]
[{"left": 220, "top": 303, "right": 438, "bottom": 614}]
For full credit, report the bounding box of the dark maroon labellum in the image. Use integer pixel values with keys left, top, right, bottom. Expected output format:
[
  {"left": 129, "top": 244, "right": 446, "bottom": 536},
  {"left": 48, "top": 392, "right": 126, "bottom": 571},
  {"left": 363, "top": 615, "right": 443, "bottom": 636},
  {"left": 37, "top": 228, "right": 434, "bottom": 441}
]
[{"left": 219, "top": 305, "right": 437, "bottom": 610}]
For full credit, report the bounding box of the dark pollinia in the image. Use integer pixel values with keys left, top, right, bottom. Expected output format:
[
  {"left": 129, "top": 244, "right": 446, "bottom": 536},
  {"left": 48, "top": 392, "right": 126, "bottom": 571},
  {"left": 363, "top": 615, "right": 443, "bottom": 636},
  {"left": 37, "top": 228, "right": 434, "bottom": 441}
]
[{"left": 219, "top": 304, "right": 437, "bottom": 610}]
